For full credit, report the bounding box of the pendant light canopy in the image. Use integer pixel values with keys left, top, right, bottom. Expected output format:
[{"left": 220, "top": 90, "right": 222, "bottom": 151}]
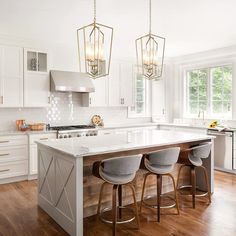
[
  {"left": 136, "top": 0, "right": 165, "bottom": 80},
  {"left": 77, "top": 0, "right": 113, "bottom": 79}
]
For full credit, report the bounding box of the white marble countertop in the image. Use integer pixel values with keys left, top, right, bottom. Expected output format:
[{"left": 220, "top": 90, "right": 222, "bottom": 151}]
[
  {"left": 0, "top": 130, "right": 57, "bottom": 136},
  {"left": 158, "top": 123, "right": 208, "bottom": 129},
  {"left": 97, "top": 122, "right": 159, "bottom": 130},
  {"left": 37, "top": 129, "right": 214, "bottom": 158}
]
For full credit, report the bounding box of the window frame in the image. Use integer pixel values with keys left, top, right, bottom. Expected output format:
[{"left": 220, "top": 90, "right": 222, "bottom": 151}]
[{"left": 183, "top": 63, "right": 233, "bottom": 119}]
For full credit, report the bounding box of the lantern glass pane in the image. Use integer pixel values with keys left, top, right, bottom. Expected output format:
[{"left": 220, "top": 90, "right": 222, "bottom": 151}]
[
  {"left": 136, "top": 34, "right": 165, "bottom": 80},
  {"left": 77, "top": 23, "right": 113, "bottom": 79}
]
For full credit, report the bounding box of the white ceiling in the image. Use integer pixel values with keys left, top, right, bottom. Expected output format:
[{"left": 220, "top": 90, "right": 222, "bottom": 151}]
[{"left": 0, "top": 0, "right": 236, "bottom": 57}]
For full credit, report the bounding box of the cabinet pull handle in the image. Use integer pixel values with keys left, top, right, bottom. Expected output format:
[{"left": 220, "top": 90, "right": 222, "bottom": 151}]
[
  {"left": 0, "top": 140, "right": 9, "bottom": 143},
  {"left": 89, "top": 98, "right": 92, "bottom": 105},
  {"left": 48, "top": 96, "right": 51, "bottom": 104},
  {"left": 0, "top": 169, "right": 10, "bottom": 173},
  {"left": 0, "top": 153, "right": 10, "bottom": 157},
  {"left": 40, "top": 138, "right": 48, "bottom": 140},
  {"left": 0, "top": 96, "right": 3, "bottom": 104}
]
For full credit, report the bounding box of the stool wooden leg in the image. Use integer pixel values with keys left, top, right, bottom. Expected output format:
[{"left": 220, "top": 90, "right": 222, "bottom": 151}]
[
  {"left": 140, "top": 173, "right": 151, "bottom": 212},
  {"left": 112, "top": 185, "right": 118, "bottom": 236},
  {"left": 118, "top": 185, "right": 122, "bottom": 219},
  {"left": 157, "top": 174, "right": 162, "bottom": 222},
  {"left": 191, "top": 167, "right": 196, "bottom": 209},
  {"left": 176, "top": 164, "right": 186, "bottom": 189},
  {"left": 167, "top": 174, "right": 180, "bottom": 215},
  {"left": 128, "top": 183, "right": 140, "bottom": 229},
  {"left": 97, "top": 182, "right": 107, "bottom": 221},
  {"left": 199, "top": 165, "right": 211, "bottom": 204}
]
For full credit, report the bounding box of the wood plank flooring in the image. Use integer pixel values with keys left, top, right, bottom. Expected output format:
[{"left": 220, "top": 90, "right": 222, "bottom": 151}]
[{"left": 1, "top": 171, "right": 236, "bottom": 236}]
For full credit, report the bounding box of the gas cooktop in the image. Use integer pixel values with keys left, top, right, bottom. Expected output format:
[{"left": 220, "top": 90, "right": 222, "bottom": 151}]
[
  {"left": 49, "top": 125, "right": 96, "bottom": 131},
  {"left": 49, "top": 124, "right": 98, "bottom": 139}
]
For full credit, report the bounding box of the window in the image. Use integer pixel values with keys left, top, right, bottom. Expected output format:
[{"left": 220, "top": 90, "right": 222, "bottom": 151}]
[
  {"left": 185, "top": 65, "right": 232, "bottom": 119},
  {"left": 128, "top": 73, "right": 150, "bottom": 117}
]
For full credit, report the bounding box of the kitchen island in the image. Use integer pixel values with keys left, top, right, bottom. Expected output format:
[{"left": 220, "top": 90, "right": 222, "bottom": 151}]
[{"left": 36, "top": 129, "right": 214, "bottom": 236}]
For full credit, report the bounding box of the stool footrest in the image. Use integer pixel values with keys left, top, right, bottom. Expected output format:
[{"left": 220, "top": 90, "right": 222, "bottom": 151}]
[
  {"left": 178, "top": 185, "right": 208, "bottom": 197},
  {"left": 143, "top": 195, "right": 176, "bottom": 209},
  {"left": 100, "top": 206, "right": 135, "bottom": 224}
]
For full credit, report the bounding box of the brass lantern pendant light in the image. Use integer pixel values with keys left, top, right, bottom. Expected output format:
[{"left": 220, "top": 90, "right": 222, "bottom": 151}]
[
  {"left": 77, "top": 0, "right": 113, "bottom": 79},
  {"left": 136, "top": 0, "right": 165, "bottom": 80}
]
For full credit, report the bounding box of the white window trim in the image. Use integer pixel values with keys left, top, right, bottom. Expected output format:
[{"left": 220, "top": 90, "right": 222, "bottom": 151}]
[{"left": 183, "top": 63, "right": 233, "bottom": 119}]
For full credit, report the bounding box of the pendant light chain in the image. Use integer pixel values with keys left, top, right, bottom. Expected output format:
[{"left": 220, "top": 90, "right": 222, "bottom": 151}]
[
  {"left": 149, "top": 0, "right": 151, "bottom": 34},
  {"left": 94, "top": 0, "right": 96, "bottom": 22}
]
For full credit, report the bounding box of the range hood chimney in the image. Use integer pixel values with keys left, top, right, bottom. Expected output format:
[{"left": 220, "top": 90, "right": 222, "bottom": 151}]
[{"left": 50, "top": 70, "right": 95, "bottom": 93}]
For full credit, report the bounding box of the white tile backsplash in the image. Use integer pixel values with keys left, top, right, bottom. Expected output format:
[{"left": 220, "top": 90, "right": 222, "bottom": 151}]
[{"left": 0, "top": 92, "right": 151, "bottom": 131}]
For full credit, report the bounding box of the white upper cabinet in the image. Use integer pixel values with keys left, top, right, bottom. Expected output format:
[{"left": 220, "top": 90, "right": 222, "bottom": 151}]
[
  {"left": 119, "top": 62, "right": 134, "bottom": 106},
  {"left": 23, "top": 48, "right": 50, "bottom": 107},
  {"left": 108, "top": 63, "right": 120, "bottom": 106},
  {"left": 82, "top": 77, "right": 108, "bottom": 107},
  {"left": 0, "top": 46, "right": 23, "bottom": 107},
  {"left": 108, "top": 61, "right": 134, "bottom": 107}
]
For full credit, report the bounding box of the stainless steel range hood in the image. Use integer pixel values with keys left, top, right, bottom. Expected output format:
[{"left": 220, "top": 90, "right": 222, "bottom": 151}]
[{"left": 50, "top": 70, "right": 95, "bottom": 93}]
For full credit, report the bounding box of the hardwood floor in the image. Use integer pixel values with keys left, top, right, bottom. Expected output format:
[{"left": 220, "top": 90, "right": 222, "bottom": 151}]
[{"left": 1, "top": 171, "right": 236, "bottom": 236}]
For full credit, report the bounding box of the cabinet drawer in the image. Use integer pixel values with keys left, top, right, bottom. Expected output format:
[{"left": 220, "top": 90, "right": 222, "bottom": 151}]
[
  {"left": 0, "top": 135, "right": 27, "bottom": 147},
  {"left": 29, "top": 133, "right": 56, "bottom": 144},
  {"left": 0, "top": 160, "right": 28, "bottom": 179},
  {"left": 0, "top": 146, "right": 28, "bottom": 163}
]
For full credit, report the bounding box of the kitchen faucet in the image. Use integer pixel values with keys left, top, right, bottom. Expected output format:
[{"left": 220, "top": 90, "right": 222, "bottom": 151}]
[{"left": 198, "top": 110, "right": 205, "bottom": 121}]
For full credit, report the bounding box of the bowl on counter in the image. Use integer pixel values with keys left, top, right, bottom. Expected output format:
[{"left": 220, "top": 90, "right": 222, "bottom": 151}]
[{"left": 29, "top": 123, "right": 45, "bottom": 131}]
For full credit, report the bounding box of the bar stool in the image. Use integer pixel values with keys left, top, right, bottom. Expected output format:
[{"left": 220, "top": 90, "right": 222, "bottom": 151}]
[
  {"left": 176, "top": 142, "right": 212, "bottom": 208},
  {"left": 140, "top": 147, "right": 180, "bottom": 222},
  {"left": 92, "top": 154, "right": 142, "bottom": 236}
]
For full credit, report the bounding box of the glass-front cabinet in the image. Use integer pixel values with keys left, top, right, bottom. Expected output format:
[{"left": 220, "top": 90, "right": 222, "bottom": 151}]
[{"left": 24, "top": 48, "right": 50, "bottom": 107}]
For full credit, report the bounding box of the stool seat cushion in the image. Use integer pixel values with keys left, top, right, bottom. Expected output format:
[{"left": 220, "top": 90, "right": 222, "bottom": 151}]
[
  {"left": 145, "top": 163, "right": 174, "bottom": 175},
  {"left": 188, "top": 155, "right": 203, "bottom": 166},
  {"left": 100, "top": 170, "right": 136, "bottom": 185}
]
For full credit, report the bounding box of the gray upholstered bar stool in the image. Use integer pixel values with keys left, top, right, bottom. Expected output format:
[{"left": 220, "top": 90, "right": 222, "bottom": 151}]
[
  {"left": 176, "top": 142, "right": 212, "bottom": 209},
  {"left": 140, "top": 147, "right": 180, "bottom": 222},
  {"left": 92, "top": 154, "right": 142, "bottom": 236}
]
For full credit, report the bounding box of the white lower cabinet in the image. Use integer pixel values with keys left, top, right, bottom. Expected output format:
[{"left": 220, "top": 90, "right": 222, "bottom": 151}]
[
  {"left": 0, "top": 135, "right": 28, "bottom": 184},
  {"left": 29, "top": 145, "right": 38, "bottom": 175},
  {"left": 28, "top": 133, "right": 56, "bottom": 178}
]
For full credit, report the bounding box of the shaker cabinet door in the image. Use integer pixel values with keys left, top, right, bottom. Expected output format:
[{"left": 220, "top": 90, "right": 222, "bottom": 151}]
[
  {"left": 23, "top": 48, "right": 50, "bottom": 107},
  {"left": 0, "top": 46, "right": 23, "bottom": 107},
  {"left": 24, "top": 73, "right": 50, "bottom": 107},
  {"left": 120, "top": 62, "right": 134, "bottom": 107}
]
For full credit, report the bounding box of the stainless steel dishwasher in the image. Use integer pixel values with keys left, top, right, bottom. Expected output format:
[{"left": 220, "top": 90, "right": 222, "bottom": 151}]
[{"left": 207, "top": 129, "right": 234, "bottom": 172}]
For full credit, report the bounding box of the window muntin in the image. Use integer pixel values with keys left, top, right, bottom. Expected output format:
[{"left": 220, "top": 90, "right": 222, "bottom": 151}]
[{"left": 185, "top": 65, "right": 232, "bottom": 118}]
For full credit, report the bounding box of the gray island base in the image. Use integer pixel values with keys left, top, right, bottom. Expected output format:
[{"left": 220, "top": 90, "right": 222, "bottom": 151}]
[{"left": 36, "top": 130, "right": 214, "bottom": 236}]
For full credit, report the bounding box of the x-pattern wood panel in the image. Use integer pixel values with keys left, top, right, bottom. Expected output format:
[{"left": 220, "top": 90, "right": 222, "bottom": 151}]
[{"left": 55, "top": 157, "right": 75, "bottom": 221}]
